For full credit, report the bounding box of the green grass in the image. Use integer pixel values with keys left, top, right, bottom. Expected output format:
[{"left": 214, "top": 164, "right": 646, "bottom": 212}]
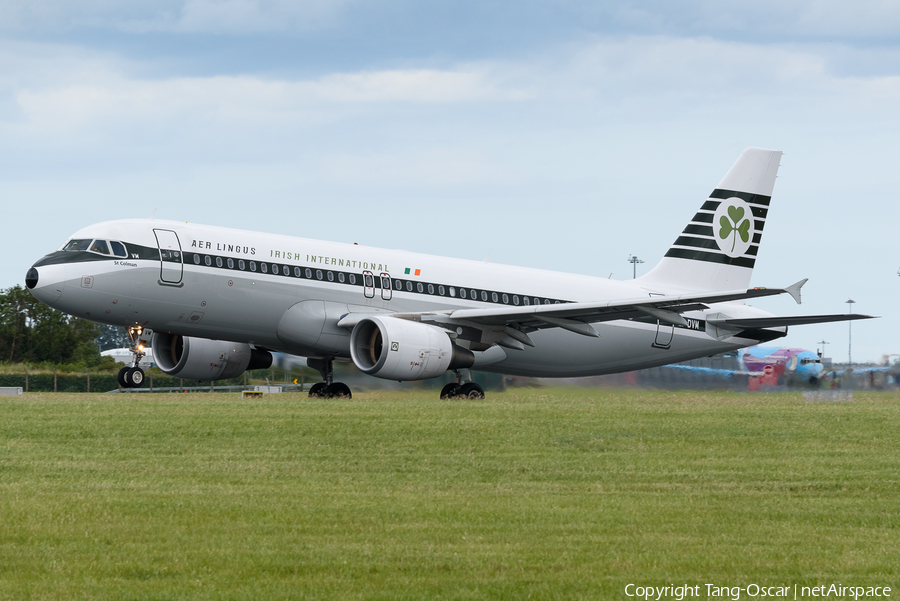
[{"left": 0, "top": 389, "right": 898, "bottom": 600}]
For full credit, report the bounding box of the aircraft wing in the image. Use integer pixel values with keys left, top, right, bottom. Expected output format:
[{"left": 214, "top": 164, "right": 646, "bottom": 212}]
[
  {"left": 375, "top": 280, "right": 814, "bottom": 339},
  {"left": 706, "top": 314, "right": 875, "bottom": 329}
]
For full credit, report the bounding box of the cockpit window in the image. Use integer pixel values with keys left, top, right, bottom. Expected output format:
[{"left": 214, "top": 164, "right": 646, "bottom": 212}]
[
  {"left": 63, "top": 239, "right": 92, "bottom": 252},
  {"left": 89, "top": 240, "right": 110, "bottom": 255},
  {"left": 110, "top": 241, "right": 127, "bottom": 257}
]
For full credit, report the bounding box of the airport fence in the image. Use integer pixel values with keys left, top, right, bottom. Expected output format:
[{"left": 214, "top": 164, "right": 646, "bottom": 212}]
[{"left": 0, "top": 372, "right": 219, "bottom": 393}]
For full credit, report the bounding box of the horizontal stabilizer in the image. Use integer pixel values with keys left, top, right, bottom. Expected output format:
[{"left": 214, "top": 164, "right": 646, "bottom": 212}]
[{"left": 707, "top": 314, "right": 875, "bottom": 329}]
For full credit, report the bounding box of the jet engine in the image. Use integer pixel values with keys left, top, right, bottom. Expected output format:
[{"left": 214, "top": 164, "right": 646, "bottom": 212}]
[
  {"left": 151, "top": 332, "right": 273, "bottom": 381},
  {"left": 350, "top": 316, "right": 474, "bottom": 381}
]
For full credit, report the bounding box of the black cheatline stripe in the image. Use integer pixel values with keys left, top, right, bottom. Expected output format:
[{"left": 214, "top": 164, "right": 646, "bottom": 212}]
[
  {"left": 187, "top": 252, "right": 571, "bottom": 307},
  {"left": 664, "top": 248, "right": 756, "bottom": 269},
  {"left": 682, "top": 224, "right": 714, "bottom": 237},
  {"left": 746, "top": 246, "right": 759, "bottom": 256},
  {"left": 673, "top": 236, "right": 720, "bottom": 251},
  {"left": 35, "top": 243, "right": 161, "bottom": 267},
  {"left": 700, "top": 200, "right": 721, "bottom": 211},
  {"left": 753, "top": 232, "right": 762, "bottom": 244},
  {"left": 750, "top": 206, "right": 768, "bottom": 219},
  {"left": 709, "top": 188, "right": 771, "bottom": 207},
  {"left": 692, "top": 213, "right": 714, "bottom": 224},
  {"left": 755, "top": 220, "right": 765, "bottom": 232}
]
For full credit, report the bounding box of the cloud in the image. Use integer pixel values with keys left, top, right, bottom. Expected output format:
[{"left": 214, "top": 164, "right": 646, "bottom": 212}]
[
  {"left": 9, "top": 64, "right": 531, "bottom": 141},
  {"left": 0, "top": 0, "right": 354, "bottom": 34},
  {"left": 2, "top": 34, "right": 899, "bottom": 171}
]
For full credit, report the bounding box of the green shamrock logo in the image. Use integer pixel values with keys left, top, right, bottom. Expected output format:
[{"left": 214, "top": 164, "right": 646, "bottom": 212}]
[{"left": 719, "top": 205, "right": 751, "bottom": 253}]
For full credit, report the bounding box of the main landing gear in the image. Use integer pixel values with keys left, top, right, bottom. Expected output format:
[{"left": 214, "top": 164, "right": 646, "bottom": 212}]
[
  {"left": 118, "top": 326, "right": 149, "bottom": 389},
  {"left": 440, "top": 369, "right": 485, "bottom": 400},
  {"left": 307, "top": 358, "right": 352, "bottom": 399}
]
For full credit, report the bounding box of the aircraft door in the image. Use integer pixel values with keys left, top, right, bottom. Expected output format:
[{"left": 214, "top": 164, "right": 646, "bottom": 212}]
[
  {"left": 362, "top": 270, "right": 375, "bottom": 299},
  {"left": 380, "top": 273, "right": 392, "bottom": 301},
  {"left": 154, "top": 229, "right": 183, "bottom": 285},
  {"left": 652, "top": 320, "right": 674, "bottom": 349}
]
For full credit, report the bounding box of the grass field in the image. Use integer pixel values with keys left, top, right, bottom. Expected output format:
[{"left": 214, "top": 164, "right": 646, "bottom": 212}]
[{"left": 0, "top": 388, "right": 898, "bottom": 600}]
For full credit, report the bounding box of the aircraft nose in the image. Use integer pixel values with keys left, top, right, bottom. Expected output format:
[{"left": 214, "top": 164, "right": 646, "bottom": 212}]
[
  {"left": 25, "top": 267, "right": 39, "bottom": 289},
  {"left": 25, "top": 264, "right": 64, "bottom": 305}
]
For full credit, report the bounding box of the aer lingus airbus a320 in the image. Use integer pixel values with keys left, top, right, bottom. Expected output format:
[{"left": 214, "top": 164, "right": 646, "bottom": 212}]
[{"left": 25, "top": 148, "right": 872, "bottom": 398}]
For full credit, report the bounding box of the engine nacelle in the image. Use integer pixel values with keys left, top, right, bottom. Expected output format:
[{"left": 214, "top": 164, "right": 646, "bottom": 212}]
[
  {"left": 151, "top": 333, "right": 273, "bottom": 381},
  {"left": 350, "top": 316, "right": 474, "bottom": 381}
]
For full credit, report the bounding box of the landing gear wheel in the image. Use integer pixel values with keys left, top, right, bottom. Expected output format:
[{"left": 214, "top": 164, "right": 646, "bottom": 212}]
[
  {"left": 440, "top": 383, "right": 461, "bottom": 399},
  {"left": 128, "top": 367, "right": 145, "bottom": 387},
  {"left": 308, "top": 382, "right": 328, "bottom": 398},
  {"left": 120, "top": 367, "right": 144, "bottom": 388},
  {"left": 323, "top": 382, "right": 352, "bottom": 399},
  {"left": 117, "top": 367, "right": 129, "bottom": 388},
  {"left": 459, "top": 382, "right": 485, "bottom": 399}
]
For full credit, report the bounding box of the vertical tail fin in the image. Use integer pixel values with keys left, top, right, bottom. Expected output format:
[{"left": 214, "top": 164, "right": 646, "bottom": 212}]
[{"left": 639, "top": 147, "right": 782, "bottom": 292}]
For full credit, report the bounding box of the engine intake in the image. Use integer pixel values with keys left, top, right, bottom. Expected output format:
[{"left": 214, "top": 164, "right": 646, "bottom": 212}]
[
  {"left": 350, "top": 316, "right": 474, "bottom": 381},
  {"left": 151, "top": 333, "right": 272, "bottom": 381}
]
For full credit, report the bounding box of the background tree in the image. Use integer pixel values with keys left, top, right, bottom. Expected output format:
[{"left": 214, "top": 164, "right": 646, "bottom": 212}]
[{"left": 0, "top": 285, "right": 101, "bottom": 364}]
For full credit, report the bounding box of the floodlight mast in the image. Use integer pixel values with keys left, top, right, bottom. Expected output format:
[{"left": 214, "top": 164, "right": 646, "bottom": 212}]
[
  {"left": 845, "top": 299, "right": 855, "bottom": 366},
  {"left": 628, "top": 255, "right": 644, "bottom": 279}
]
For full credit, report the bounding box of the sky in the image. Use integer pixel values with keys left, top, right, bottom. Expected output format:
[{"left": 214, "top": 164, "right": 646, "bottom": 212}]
[{"left": 1, "top": 0, "right": 898, "bottom": 364}]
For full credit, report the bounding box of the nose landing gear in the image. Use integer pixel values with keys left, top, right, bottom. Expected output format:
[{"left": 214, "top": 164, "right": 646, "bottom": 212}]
[{"left": 117, "top": 326, "right": 150, "bottom": 389}]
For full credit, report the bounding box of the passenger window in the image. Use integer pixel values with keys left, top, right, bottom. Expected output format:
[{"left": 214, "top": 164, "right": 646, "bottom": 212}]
[
  {"left": 296, "top": 267, "right": 303, "bottom": 277},
  {"left": 492, "top": 292, "right": 499, "bottom": 303},
  {"left": 513, "top": 295, "right": 519, "bottom": 305},
  {"left": 328, "top": 271, "right": 334, "bottom": 281},
  {"left": 261, "top": 263, "right": 268, "bottom": 274},
  {"left": 193, "top": 254, "right": 201, "bottom": 265},
  {"left": 416, "top": 282, "right": 424, "bottom": 293},
  {"left": 271, "top": 264, "right": 279, "bottom": 275},
  {"left": 524, "top": 297, "right": 530, "bottom": 306},
  {"left": 481, "top": 291, "right": 488, "bottom": 302},
  {"left": 63, "top": 239, "right": 92, "bottom": 252},
  {"left": 338, "top": 272, "right": 345, "bottom": 282},
  {"left": 502, "top": 294, "right": 509, "bottom": 304},
  {"left": 438, "top": 285, "right": 445, "bottom": 295},
  {"left": 216, "top": 257, "right": 223, "bottom": 268},
  {"left": 349, "top": 273, "right": 357, "bottom": 284},
  {"left": 449, "top": 287, "right": 456, "bottom": 297},
  {"left": 315, "top": 270, "right": 322, "bottom": 280},
  {"left": 205, "top": 256, "right": 212, "bottom": 266},
  {"left": 110, "top": 241, "right": 127, "bottom": 257},
  {"left": 306, "top": 268, "right": 312, "bottom": 278},
  {"left": 239, "top": 260, "right": 245, "bottom": 270},
  {"left": 394, "top": 280, "right": 402, "bottom": 290},
  {"left": 544, "top": 299, "right": 551, "bottom": 305},
  {"left": 460, "top": 289, "right": 467, "bottom": 299},
  {"left": 406, "top": 281, "right": 413, "bottom": 292},
  {"left": 428, "top": 284, "right": 434, "bottom": 294},
  {"left": 89, "top": 240, "right": 110, "bottom": 255},
  {"left": 250, "top": 261, "right": 257, "bottom": 272},
  {"left": 227, "top": 258, "right": 234, "bottom": 269}
]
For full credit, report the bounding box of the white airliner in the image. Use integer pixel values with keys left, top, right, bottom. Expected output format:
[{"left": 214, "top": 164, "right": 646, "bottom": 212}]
[
  {"left": 100, "top": 347, "right": 155, "bottom": 369},
  {"left": 26, "top": 148, "right": 871, "bottom": 398}
]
